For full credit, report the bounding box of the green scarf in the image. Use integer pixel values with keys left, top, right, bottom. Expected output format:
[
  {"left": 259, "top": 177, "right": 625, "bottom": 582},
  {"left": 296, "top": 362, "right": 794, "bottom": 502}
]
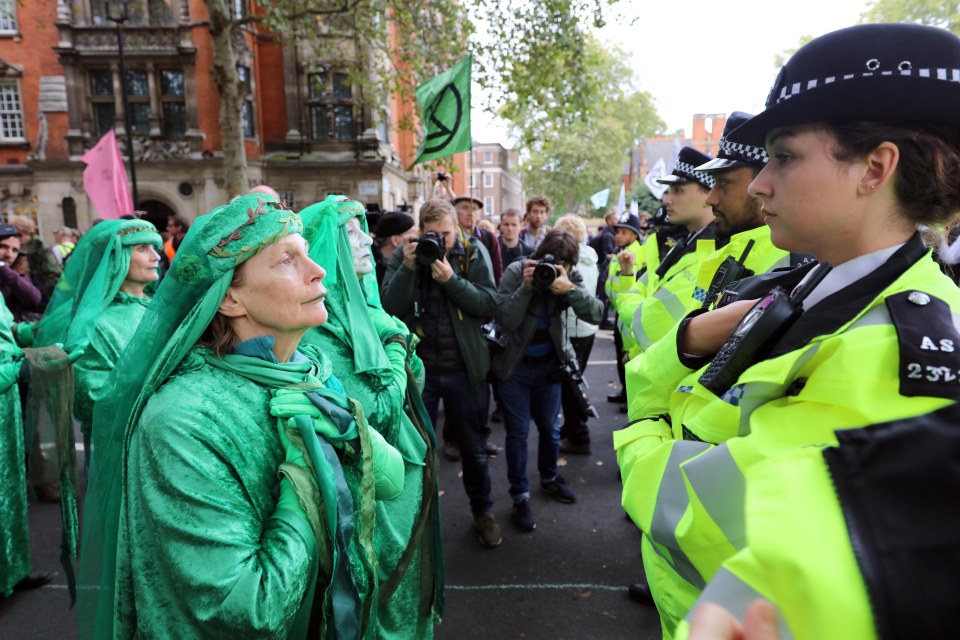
[{"left": 203, "top": 338, "right": 377, "bottom": 640}]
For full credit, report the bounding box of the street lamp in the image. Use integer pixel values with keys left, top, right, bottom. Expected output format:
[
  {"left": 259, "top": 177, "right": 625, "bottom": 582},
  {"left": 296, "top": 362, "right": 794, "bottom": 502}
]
[{"left": 106, "top": 0, "right": 139, "bottom": 210}]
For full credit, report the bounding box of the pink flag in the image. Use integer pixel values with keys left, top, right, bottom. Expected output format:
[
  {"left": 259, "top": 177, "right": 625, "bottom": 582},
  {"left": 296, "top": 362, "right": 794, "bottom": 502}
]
[{"left": 81, "top": 130, "right": 134, "bottom": 219}]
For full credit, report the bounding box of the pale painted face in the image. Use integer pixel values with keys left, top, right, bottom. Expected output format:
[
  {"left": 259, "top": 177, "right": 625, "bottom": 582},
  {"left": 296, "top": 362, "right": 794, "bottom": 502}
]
[
  {"left": 345, "top": 217, "right": 374, "bottom": 276},
  {"left": 124, "top": 244, "right": 161, "bottom": 286}
]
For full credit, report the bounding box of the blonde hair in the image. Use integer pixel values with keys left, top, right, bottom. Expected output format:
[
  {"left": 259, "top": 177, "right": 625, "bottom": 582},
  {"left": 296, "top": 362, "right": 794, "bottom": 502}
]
[
  {"left": 553, "top": 214, "right": 587, "bottom": 244},
  {"left": 10, "top": 214, "right": 37, "bottom": 236},
  {"left": 418, "top": 198, "right": 457, "bottom": 229}
]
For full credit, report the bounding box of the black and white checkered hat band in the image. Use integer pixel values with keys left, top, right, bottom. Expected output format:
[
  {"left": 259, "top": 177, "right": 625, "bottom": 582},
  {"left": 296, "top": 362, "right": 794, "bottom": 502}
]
[
  {"left": 775, "top": 67, "right": 960, "bottom": 104},
  {"left": 719, "top": 136, "right": 768, "bottom": 164},
  {"left": 673, "top": 161, "right": 716, "bottom": 188}
]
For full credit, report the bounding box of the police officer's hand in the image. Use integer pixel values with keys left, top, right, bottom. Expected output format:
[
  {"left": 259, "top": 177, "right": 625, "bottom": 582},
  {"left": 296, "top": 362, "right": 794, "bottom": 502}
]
[
  {"left": 548, "top": 264, "right": 575, "bottom": 295},
  {"left": 402, "top": 241, "right": 418, "bottom": 270},
  {"left": 521, "top": 259, "right": 537, "bottom": 289},
  {"left": 681, "top": 299, "right": 757, "bottom": 357},
  {"left": 689, "top": 599, "right": 781, "bottom": 640},
  {"left": 618, "top": 250, "right": 636, "bottom": 275},
  {"left": 431, "top": 255, "right": 454, "bottom": 284}
]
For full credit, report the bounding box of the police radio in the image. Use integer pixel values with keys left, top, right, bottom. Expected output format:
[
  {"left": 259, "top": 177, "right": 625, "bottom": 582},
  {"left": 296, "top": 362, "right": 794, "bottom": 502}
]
[
  {"left": 698, "top": 263, "right": 833, "bottom": 395},
  {"left": 701, "top": 240, "right": 756, "bottom": 310}
]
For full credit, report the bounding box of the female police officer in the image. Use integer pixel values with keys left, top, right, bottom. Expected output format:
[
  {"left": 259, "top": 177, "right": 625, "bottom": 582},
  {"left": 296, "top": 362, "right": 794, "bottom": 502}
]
[{"left": 616, "top": 23, "right": 960, "bottom": 639}]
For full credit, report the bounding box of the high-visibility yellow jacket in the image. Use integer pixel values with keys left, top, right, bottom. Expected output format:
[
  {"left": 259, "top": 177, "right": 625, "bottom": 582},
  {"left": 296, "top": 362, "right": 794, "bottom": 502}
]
[
  {"left": 606, "top": 238, "right": 646, "bottom": 354},
  {"left": 615, "top": 237, "right": 960, "bottom": 638},
  {"left": 674, "top": 402, "right": 960, "bottom": 640},
  {"left": 689, "top": 225, "right": 790, "bottom": 309},
  {"left": 616, "top": 228, "right": 715, "bottom": 359}
]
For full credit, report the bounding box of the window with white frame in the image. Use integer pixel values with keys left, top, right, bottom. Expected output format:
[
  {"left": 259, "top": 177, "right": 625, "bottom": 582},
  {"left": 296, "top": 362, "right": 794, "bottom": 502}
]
[
  {"left": 237, "top": 65, "right": 255, "bottom": 138},
  {"left": 0, "top": 0, "right": 17, "bottom": 33},
  {"left": 483, "top": 173, "right": 493, "bottom": 188},
  {"left": 483, "top": 150, "right": 492, "bottom": 164},
  {"left": 468, "top": 173, "right": 476, "bottom": 188},
  {"left": 0, "top": 81, "right": 24, "bottom": 141},
  {"left": 484, "top": 196, "right": 493, "bottom": 214}
]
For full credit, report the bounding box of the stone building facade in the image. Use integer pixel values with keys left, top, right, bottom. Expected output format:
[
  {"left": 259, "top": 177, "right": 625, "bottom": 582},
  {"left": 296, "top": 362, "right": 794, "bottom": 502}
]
[{"left": 0, "top": 0, "right": 432, "bottom": 240}]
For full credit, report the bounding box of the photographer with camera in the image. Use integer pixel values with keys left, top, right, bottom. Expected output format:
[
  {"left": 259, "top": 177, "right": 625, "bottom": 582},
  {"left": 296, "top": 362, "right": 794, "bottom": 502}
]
[
  {"left": 381, "top": 198, "right": 503, "bottom": 548},
  {"left": 491, "top": 229, "right": 603, "bottom": 532}
]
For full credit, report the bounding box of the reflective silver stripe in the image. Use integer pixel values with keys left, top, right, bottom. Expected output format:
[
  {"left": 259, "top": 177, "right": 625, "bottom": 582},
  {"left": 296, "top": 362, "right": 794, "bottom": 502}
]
[
  {"left": 848, "top": 305, "right": 889, "bottom": 329},
  {"left": 649, "top": 440, "right": 711, "bottom": 589},
  {"left": 681, "top": 443, "right": 746, "bottom": 549},
  {"left": 685, "top": 567, "right": 795, "bottom": 640},
  {"left": 638, "top": 270, "right": 650, "bottom": 286},
  {"left": 736, "top": 343, "right": 821, "bottom": 436},
  {"left": 769, "top": 254, "right": 791, "bottom": 270},
  {"left": 634, "top": 286, "right": 688, "bottom": 350},
  {"left": 953, "top": 312, "right": 960, "bottom": 336}
]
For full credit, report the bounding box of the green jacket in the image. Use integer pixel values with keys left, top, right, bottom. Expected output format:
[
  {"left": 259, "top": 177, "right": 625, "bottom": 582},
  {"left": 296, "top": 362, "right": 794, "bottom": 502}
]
[
  {"left": 381, "top": 241, "right": 497, "bottom": 388},
  {"left": 615, "top": 239, "right": 960, "bottom": 638},
  {"left": 491, "top": 260, "right": 603, "bottom": 381}
]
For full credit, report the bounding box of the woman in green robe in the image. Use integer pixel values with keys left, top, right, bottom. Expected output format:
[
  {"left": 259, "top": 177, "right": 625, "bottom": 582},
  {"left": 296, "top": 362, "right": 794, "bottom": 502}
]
[
  {"left": 32, "top": 219, "right": 163, "bottom": 453},
  {"left": 299, "top": 196, "right": 442, "bottom": 639},
  {"left": 78, "top": 194, "right": 404, "bottom": 639},
  {"left": 0, "top": 293, "right": 33, "bottom": 595}
]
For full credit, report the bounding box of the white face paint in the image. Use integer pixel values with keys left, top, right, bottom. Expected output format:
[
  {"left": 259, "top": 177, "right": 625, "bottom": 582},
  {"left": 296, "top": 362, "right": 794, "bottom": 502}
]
[{"left": 345, "top": 217, "right": 374, "bottom": 276}]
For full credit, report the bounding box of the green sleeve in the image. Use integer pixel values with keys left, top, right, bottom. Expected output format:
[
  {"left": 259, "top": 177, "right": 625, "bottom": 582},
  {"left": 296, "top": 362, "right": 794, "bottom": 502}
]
[
  {"left": 73, "top": 330, "right": 116, "bottom": 435},
  {"left": 442, "top": 247, "right": 497, "bottom": 319},
  {"left": 125, "top": 407, "right": 319, "bottom": 637}
]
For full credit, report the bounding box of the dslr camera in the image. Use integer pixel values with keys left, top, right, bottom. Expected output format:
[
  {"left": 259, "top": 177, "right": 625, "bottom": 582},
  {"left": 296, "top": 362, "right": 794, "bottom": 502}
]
[
  {"left": 415, "top": 231, "right": 446, "bottom": 266},
  {"left": 532, "top": 254, "right": 561, "bottom": 290},
  {"left": 437, "top": 171, "right": 449, "bottom": 182}
]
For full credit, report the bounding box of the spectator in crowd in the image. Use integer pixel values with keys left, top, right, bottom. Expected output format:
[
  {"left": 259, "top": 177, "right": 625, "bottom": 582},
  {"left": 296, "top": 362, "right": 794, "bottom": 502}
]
[
  {"left": 299, "top": 196, "right": 441, "bottom": 637},
  {"left": 591, "top": 210, "right": 620, "bottom": 329},
  {"left": 372, "top": 211, "right": 417, "bottom": 287},
  {"left": 50, "top": 226, "right": 79, "bottom": 266},
  {"left": 381, "top": 198, "right": 501, "bottom": 548},
  {"left": 477, "top": 219, "right": 496, "bottom": 235},
  {"left": 491, "top": 229, "right": 602, "bottom": 531},
  {"left": 163, "top": 214, "right": 190, "bottom": 261},
  {"left": 9, "top": 214, "right": 60, "bottom": 308},
  {"left": 604, "top": 212, "right": 645, "bottom": 408},
  {"left": 519, "top": 195, "right": 552, "bottom": 251},
  {"left": 552, "top": 215, "right": 600, "bottom": 455},
  {"left": 79, "top": 194, "right": 403, "bottom": 638},
  {"left": 0, "top": 224, "right": 42, "bottom": 322},
  {"left": 454, "top": 196, "right": 503, "bottom": 285},
  {"left": 498, "top": 208, "right": 533, "bottom": 270}
]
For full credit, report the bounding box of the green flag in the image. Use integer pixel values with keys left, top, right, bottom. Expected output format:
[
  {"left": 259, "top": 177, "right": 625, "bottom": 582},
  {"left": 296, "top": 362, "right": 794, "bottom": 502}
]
[{"left": 409, "top": 55, "right": 472, "bottom": 169}]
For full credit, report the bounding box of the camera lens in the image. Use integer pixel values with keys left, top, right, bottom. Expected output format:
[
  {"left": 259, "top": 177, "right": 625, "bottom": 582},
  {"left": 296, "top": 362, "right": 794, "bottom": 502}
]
[
  {"left": 532, "top": 262, "right": 558, "bottom": 288},
  {"left": 415, "top": 232, "right": 445, "bottom": 265}
]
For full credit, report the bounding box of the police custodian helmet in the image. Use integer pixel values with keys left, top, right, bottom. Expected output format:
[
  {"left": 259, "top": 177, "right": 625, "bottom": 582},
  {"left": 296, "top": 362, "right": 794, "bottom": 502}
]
[{"left": 729, "top": 23, "right": 960, "bottom": 147}]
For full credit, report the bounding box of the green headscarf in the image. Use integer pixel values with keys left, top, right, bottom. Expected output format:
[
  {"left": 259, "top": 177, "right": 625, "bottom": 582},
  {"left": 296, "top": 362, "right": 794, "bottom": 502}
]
[
  {"left": 35, "top": 219, "right": 162, "bottom": 351},
  {"left": 78, "top": 195, "right": 304, "bottom": 639},
  {"left": 301, "top": 195, "right": 392, "bottom": 378}
]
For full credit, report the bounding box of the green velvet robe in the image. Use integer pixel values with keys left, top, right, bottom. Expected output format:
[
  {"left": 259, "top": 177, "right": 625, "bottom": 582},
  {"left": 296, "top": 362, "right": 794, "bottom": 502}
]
[
  {"left": 73, "top": 292, "right": 151, "bottom": 439},
  {"left": 300, "top": 323, "right": 436, "bottom": 639},
  {"left": 115, "top": 348, "right": 331, "bottom": 638},
  {"left": 0, "top": 294, "right": 30, "bottom": 595}
]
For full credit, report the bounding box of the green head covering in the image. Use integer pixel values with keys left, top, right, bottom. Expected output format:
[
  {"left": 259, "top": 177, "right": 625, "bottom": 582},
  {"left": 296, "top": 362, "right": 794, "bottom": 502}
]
[
  {"left": 301, "top": 195, "right": 389, "bottom": 378},
  {"left": 35, "top": 219, "right": 162, "bottom": 351},
  {"left": 79, "top": 195, "right": 303, "bottom": 639}
]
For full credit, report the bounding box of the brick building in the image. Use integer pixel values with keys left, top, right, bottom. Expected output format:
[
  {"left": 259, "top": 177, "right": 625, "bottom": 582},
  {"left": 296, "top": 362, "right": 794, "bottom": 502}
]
[
  {"left": 624, "top": 113, "right": 727, "bottom": 193},
  {"left": 0, "top": 0, "right": 435, "bottom": 240}
]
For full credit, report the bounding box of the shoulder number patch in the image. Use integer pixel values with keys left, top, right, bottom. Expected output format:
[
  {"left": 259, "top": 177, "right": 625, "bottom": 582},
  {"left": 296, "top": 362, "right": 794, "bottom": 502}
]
[{"left": 886, "top": 290, "right": 960, "bottom": 399}]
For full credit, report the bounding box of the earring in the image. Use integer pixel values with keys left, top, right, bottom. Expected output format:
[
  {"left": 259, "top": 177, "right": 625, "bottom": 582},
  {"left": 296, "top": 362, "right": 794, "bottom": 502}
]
[{"left": 869, "top": 184, "right": 877, "bottom": 190}]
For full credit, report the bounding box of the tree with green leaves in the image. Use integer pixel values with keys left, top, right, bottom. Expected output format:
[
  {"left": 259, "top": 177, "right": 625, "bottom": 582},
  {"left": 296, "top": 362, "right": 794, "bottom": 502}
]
[
  {"left": 204, "top": 0, "right": 619, "bottom": 198},
  {"left": 861, "top": 0, "right": 958, "bottom": 34},
  {"left": 517, "top": 37, "right": 665, "bottom": 214}
]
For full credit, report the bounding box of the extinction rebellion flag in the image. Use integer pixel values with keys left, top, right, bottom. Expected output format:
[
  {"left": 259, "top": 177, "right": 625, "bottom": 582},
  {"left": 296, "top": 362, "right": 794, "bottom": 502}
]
[{"left": 409, "top": 55, "right": 472, "bottom": 169}]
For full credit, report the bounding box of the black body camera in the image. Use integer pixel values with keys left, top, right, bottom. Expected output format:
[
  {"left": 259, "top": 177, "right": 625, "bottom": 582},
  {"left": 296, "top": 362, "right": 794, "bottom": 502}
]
[
  {"left": 698, "top": 263, "right": 832, "bottom": 395},
  {"left": 532, "top": 254, "right": 560, "bottom": 290},
  {"left": 415, "top": 231, "right": 446, "bottom": 266}
]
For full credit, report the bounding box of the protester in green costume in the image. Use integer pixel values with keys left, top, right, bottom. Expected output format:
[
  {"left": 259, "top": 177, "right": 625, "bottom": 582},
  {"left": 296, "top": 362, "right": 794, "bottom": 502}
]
[
  {"left": 33, "top": 219, "right": 163, "bottom": 451},
  {"left": 299, "top": 195, "right": 442, "bottom": 639},
  {"left": 0, "top": 293, "right": 44, "bottom": 595},
  {"left": 78, "top": 194, "right": 404, "bottom": 639}
]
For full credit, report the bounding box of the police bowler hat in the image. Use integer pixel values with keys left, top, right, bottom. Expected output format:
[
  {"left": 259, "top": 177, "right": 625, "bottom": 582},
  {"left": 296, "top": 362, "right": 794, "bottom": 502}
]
[
  {"left": 612, "top": 212, "right": 642, "bottom": 235},
  {"left": 652, "top": 205, "right": 670, "bottom": 226},
  {"left": 656, "top": 147, "right": 716, "bottom": 190},
  {"left": 696, "top": 112, "right": 768, "bottom": 173},
  {"left": 730, "top": 23, "right": 960, "bottom": 147}
]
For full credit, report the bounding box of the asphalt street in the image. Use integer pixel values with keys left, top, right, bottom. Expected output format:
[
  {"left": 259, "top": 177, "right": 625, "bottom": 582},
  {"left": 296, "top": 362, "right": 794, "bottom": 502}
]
[{"left": 0, "top": 329, "right": 661, "bottom": 639}]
